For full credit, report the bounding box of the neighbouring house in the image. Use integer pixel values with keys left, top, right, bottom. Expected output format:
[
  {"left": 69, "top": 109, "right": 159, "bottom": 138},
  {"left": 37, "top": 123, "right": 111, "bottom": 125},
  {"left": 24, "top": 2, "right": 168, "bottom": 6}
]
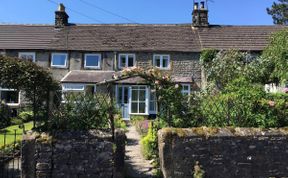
[{"left": 0, "top": 1, "right": 286, "bottom": 119}]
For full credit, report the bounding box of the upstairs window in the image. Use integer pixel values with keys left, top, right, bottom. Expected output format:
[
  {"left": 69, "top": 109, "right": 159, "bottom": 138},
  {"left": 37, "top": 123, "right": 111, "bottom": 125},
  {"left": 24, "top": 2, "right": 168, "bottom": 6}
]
[
  {"left": 181, "top": 84, "right": 191, "bottom": 96},
  {"left": 51, "top": 53, "right": 68, "bottom": 68},
  {"left": 153, "top": 55, "right": 170, "bottom": 69},
  {"left": 84, "top": 54, "right": 101, "bottom": 69},
  {"left": 19, "top": 52, "right": 36, "bottom": 62},
  {"left": 118, "top": 54, "right": 135, "bottom": 69}
]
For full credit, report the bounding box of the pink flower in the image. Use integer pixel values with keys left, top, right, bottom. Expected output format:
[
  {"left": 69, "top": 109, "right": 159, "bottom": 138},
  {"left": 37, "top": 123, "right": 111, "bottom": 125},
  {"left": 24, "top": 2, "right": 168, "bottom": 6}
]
[{"left": 283, "top": 88, "right": 288, "bottom": 93}]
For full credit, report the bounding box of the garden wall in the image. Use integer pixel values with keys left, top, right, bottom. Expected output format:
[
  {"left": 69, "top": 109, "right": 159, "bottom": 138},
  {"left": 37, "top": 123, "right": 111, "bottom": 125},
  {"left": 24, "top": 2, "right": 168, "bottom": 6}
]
[
  {"left": 158, "top": 127, "right": 288, "bottom": 178},
  {"left": 21, "top": 130, "right": 126, "bottom": 178}
]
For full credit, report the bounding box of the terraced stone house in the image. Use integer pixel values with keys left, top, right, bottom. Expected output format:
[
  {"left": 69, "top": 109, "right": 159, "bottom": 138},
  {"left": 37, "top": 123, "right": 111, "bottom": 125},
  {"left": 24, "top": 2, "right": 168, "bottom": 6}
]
[{"left": 0, "top": 2, "right": 286, "bottom": 119}]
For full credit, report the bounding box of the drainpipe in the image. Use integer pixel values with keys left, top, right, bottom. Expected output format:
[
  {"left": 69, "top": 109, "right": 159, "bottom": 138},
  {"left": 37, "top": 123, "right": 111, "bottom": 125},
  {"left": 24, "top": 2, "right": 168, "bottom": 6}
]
[{"left": 113, "top": 51, "right": 117, "bottom": 71}]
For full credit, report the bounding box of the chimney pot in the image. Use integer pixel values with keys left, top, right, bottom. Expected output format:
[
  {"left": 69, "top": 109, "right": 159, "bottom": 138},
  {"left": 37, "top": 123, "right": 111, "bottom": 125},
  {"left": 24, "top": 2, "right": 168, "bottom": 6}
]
[
  {"left": 58, "top": 3, "right": 66, "bottom": 12},
  {"left": 55, "top": 3, "right": 69, "bottom": 28},
  {"left": 200, "top": 1, "right": 205, "bottom": 9},
  {"left": 194, "top": 2, "right": 199, "bottom": 10}
]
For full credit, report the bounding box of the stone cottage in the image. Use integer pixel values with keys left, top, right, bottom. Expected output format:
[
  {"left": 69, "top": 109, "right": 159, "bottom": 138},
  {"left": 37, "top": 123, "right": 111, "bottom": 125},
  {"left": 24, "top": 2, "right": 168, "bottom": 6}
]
[{"left": 0, "top": 2, "right": 285, "bottom": 119}]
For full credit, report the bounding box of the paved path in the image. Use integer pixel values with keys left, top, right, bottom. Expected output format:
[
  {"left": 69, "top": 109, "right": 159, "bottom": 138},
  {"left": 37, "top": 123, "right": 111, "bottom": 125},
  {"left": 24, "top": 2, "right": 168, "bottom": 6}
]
[{"left": 125, "top": 124, "right": 155, "bottom": 178}]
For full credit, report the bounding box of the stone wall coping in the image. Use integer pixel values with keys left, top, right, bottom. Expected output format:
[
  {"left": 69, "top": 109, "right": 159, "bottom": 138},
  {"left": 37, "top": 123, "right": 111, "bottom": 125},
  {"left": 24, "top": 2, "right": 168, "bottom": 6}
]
[
  {"left": 158, "top": 127, "right": 288, "bottom": 139},
  {"left": 23, "top": 130, "right": 114, "bottom": 142}
]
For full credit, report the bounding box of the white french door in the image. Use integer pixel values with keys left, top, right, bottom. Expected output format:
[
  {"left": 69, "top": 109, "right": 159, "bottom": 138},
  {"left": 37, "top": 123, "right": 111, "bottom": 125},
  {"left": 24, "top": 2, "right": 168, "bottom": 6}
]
[
  {"left": 129, "top": 86, "right": 149, "bottom": 115},
  {"left": 116, "top": 85, "right": 130, "bottom": 119}
]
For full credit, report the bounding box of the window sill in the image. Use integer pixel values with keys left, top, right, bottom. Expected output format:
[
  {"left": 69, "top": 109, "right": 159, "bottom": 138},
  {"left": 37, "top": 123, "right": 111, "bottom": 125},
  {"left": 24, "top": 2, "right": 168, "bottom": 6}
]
[
  {"left": 84, "top": 67, "right": 101, "bottom": 70},
  {"left": 51, "top": 66, "right": 68, "bottom": 69}
]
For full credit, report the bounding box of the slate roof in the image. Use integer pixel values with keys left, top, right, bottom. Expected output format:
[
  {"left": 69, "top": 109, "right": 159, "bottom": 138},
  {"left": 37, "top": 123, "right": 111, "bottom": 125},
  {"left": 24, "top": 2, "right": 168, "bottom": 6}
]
[
  {"left": 0, "top": 24, "right": 286, "bottom": 52},
  {"left": 61, "top": 70, "right": 196, "bottom": 84},
  {"left": 196, "top": 25, "right": 287, "bottom": 51},
  {"left": 0, "top": 25, "right": 57, "bottom": 50},
  {"left": 61, "top": 71, "right": 115, "bottom": 84}
]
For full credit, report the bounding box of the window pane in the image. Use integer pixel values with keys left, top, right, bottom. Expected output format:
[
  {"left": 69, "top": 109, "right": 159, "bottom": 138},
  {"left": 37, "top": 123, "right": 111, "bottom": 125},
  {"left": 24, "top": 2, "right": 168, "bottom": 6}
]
[
  {"left": 1, "top": 91, "right": 19, "bottom": 103},
  {"left": 156, "top": 58, "right": 161, "bottom": 67},
  {"left": 117, "top": 87, "right": 122, "bottom": 104},
  {"left": 131, "top": 102, "right": 138, "bottom": 113},
  {"left": 162, "top": 58, "right": 168, "bottom": 68},
  {"left": 139, "top": 90, "right": 146, "bottom": 101},
  {"left": 19, "top": 53, "right": 35, "bottom": 62},
  {"left": 149, "top": 101, "right": 156, "bottom": 112},
  {"left": 128, "top": 56, "right": 134, "bottom": 67},
  {"left": 124, "top": 87, "right": 129, "bottom": 104},
  {"left": 139, "top": 103, "right": 146, "bottom": 113},
  {"left": 52, "top": 54, "right": 66, "bottom": 66},
  {"left": 132, "top": 90, "right": 138, "bottom": 101},
  {"left": 86, "top": 55, "right": 99, "bottom": 67},
  {"left": 120, "top": 55, "right": 126, "bottom": 68}
]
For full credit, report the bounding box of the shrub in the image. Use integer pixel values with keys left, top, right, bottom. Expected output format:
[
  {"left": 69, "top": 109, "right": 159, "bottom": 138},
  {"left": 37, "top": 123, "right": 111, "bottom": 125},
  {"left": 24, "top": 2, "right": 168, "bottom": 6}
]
[
  {"left": 114, "top": 114, "right": 127, "bottom": 131},
  {"left": 0, "top": 102, "right": 12, "bottom": 128},
  {"left": 18, "top": 111, "right": 33, "bottom": 122},
  {"left": 140, "top": 122, "right": 158, "bottom": 160},
  {"left": 199, "top": 78, "right": 288, "bottom": 128},
  {"left": 47, "top": 93, "right": 114, "bottom": 131},
  {"left": 131, "top": 116, "right": 150, "bottom": 136}
]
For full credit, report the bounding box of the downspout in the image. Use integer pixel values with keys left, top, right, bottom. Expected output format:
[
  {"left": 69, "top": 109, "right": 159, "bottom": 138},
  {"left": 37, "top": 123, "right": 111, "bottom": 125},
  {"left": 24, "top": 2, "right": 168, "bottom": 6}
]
[{"left": 113, "top": 51, "right": 117, "bottom": 71}]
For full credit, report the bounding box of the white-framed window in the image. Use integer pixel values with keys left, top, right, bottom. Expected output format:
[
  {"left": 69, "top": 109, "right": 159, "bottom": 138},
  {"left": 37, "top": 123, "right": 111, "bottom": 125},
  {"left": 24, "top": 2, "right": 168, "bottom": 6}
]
[
  {"left": 0, "top": 87, "right": 20, "bottom": 105},
  {"left": 0, "top": 51, "right": 6, "bottom": 56},
  {"left": 181, "top": 84, "right": 191, "bottom": 95},
  {"left": 149, "top": 88, "right": 157, "bottom": 114},
  {"left": 18, "top": 52, "right": 36, "bottom": 62},
  {"left": 84, "top": 54, "right": 101, "bottom": 69},
  {"left": 130, "top": 86, "right": 148, "bottom": 115},
  {"left": 118, "top": 54, "right": 135, "bottom": 69},
  {"left": 51, "top": 53, "right": 68, "bottom": 68},
  {"left": 62, "top": 84, "right": 85, "bottom": 92},
  {"left": 153, "top": 54, "right": 170, "bottom": 69}
]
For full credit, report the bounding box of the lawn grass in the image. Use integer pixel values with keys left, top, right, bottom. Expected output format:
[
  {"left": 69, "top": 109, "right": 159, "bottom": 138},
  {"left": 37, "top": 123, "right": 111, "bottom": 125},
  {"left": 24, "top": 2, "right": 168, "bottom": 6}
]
[{"left": 0, "top": 122, "right": 33, "bottom": 147}]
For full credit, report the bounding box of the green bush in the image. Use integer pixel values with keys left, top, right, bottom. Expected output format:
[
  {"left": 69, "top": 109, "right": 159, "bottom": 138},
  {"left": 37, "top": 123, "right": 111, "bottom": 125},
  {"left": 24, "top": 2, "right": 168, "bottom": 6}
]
[
  {"left": 199, "top": 78, "right": 288, "bottom": 128},
  {"left": 47, "top": 93, "right": 114, "bottom": 131},
  {"left": 0, "top": 102, "right": 11, "bottom": 128},
  {"left": 18, "top": 111, "right": 33, "bottom": 122},
  {"left": 114, "top": 114, "right": 127, "bottom": 131},
  {"left": 140, "top": 122, "right": 158, "bottom": 160}
]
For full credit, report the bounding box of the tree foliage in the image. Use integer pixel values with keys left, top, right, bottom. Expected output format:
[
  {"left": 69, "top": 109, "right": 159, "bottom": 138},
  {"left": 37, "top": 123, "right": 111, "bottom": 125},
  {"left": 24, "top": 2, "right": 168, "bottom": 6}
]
[
  {"left": 267, "top": 0, "right": 288, "bottom": 25},
  {"left": 261, "top": 28, "right": 288, "bottom": 84},
  {"left": 201, "top": 49, "right": 251, "bottom": 89},
  {"left": 0, "top": 55, "right": 59, "bottom": 103}
]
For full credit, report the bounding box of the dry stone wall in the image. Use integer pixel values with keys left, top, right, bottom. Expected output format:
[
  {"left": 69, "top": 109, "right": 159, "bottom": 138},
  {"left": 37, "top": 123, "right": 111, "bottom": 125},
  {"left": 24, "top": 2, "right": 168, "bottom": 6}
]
[
  {"left": 158, "top": 127, "right": 288, "bottom": 178},
  {"left": 21, "top": 130, "right": 126, "bottom": 178}
]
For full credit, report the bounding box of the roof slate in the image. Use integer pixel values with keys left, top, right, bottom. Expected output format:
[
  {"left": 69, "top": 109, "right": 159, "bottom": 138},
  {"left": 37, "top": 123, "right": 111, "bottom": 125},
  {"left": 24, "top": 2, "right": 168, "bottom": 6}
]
[
  {"left": 196, "top": 25, "right": 286, "bottom": 51},
  {"left": 49, "top": 24, "right": 201, "bottom": 52},
  {"left": 0, "top": 24, "right": 286, "bottom": 52},
  {"left": 0, "top": 25, "right": 57, "bottom": 50}
]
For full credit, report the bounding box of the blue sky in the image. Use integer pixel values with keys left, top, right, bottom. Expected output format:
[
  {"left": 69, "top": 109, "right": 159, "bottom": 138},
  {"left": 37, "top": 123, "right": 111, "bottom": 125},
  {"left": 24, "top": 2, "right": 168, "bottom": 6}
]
[{"left": 0, "top": 0, "right": 276, "bottom": 25}]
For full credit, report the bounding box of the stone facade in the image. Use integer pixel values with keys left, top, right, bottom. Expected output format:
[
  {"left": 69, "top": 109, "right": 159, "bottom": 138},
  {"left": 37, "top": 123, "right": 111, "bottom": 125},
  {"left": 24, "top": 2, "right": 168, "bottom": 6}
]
[
  {"left": 21, "top": 130, "right": 126, "bottom": 178},
  {"left": 4, "top": 50, "right": 201, "bottom": 83},
  {"left": 158, "top": 127, "right": 288, "bottom": 178}
]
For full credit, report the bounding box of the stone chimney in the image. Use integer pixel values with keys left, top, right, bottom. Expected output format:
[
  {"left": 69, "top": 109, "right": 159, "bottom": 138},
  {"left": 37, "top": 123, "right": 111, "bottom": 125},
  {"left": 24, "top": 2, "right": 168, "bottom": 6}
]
[
  {"left": 192, "top": 1, "right": 209, "bottom": 27},
  {"left": 55, "top": 3, "right": 69, "bottom": 28}
]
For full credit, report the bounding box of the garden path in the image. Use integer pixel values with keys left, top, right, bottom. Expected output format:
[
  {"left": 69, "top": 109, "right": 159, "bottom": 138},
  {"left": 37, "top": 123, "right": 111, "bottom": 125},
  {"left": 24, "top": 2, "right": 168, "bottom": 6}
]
[{"left": 125, "top": 124, "right": 155, "bottom": 178}]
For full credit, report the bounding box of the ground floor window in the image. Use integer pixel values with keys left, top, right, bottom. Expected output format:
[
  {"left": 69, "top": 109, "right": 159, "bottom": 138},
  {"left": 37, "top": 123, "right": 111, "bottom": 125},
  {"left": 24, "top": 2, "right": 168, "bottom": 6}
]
[
  {"left": 130, "top": 86, "right": 148, "bottom": 114},
  {"left": 181, "top": 84, "right": 191, "bottom": 96},
  {"left": 0, "top": 88, "right": 20, "bottom": 104},
  {"left": 149, "top": 88, "right": 157, "bottom": 114}
]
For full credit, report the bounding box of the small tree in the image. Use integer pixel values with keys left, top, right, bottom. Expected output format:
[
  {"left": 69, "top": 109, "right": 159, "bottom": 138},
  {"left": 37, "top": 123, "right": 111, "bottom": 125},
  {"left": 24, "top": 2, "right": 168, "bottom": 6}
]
[
  {"left": 267, "top": 0, "right": 288, "bottom": 25},
  {"left": 261, "top": 29, "right": 288, "bottom": 85},
  {"left": 201, "top": 49, "right": 249, "bottom": 89},
  {"left": 0, "top": 56, "right": 59, "bottom": 127}
]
